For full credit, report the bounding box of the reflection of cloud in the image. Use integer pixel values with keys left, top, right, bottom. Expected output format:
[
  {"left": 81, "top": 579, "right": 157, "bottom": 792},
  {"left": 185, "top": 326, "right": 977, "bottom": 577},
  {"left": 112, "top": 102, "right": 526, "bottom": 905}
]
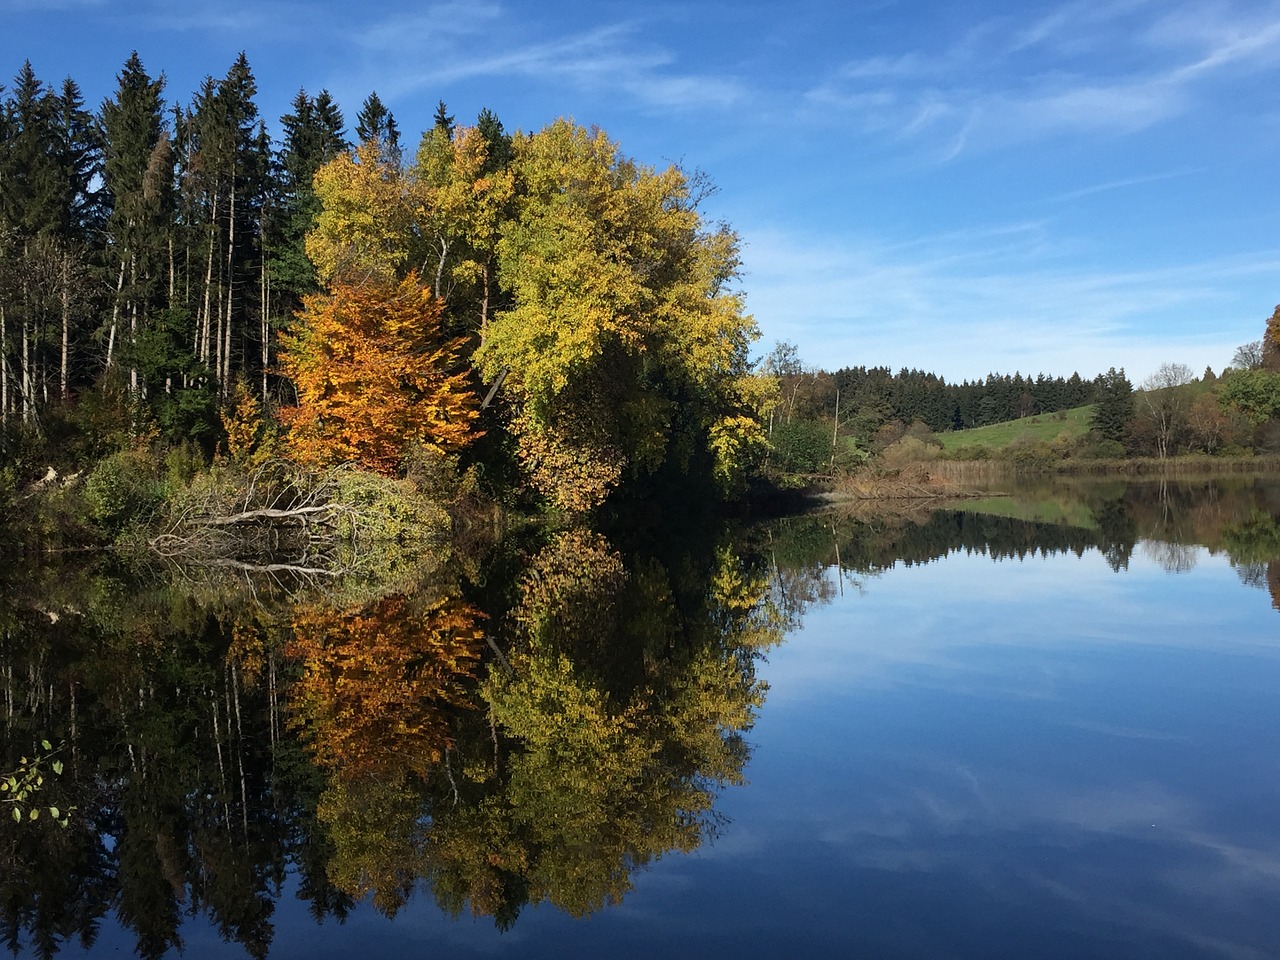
[
  {"left": 814, "top": 760, "right": 1280, "bottom": 956},
  {"left": 762, "top": 546, "right": 1276, "bottom": 708}
]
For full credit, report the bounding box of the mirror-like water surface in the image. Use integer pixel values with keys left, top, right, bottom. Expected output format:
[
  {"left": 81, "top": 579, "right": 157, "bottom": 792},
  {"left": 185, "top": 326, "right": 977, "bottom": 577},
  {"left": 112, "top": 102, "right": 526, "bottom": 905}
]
[{"left": 3, "top": 479, "right": 1279, "bottom": 958}]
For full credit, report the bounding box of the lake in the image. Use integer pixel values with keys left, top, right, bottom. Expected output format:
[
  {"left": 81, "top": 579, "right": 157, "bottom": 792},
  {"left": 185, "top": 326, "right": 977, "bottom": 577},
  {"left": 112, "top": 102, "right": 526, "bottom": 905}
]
[{"left": 3, "top": 477, "right": 1278, "bottom": 959}]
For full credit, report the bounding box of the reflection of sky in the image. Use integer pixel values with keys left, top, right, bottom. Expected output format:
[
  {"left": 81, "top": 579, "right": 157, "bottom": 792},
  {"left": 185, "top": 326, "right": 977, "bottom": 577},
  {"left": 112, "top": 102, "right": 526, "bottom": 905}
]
[
  {"left": 42, "top": 545, "right": 1280, "bottom": 959},
  {"left": 711, "top": 546, "right": 1280, "bottom": 959}
]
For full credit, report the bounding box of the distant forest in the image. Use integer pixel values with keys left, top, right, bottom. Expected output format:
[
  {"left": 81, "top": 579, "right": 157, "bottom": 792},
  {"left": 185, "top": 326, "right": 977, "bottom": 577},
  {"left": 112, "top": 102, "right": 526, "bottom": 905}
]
[{"left": 769, "top": 356, "right": 1102, "bottom": 433}]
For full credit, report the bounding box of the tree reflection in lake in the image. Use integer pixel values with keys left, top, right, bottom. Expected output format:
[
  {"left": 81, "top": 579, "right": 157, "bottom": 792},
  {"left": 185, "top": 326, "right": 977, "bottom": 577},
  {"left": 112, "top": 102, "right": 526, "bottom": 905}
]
[
  {"left": 0, "top": 516, "right": 783, "bottom": 955},
  {"left": 2, "top": 478, "right": 1280, "bottom": 957}
]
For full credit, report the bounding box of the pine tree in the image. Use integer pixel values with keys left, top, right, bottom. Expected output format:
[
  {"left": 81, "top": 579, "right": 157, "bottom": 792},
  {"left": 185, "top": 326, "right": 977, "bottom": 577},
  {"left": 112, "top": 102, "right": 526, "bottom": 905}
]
[
  {"left": 0, "top": 62, "right": 63, "bottom": 422},
  {"left": 432, "top": 99, "right": 454, "bottom": 140},
  {"left": 101, "top": 51, "right": 170, "bottom": 389},
  {"left": 355, "top": 91, "right": 401, "bottom": 166},
  {"left": 1090, "top": 367, "right": 1134, "bottom": 444}
]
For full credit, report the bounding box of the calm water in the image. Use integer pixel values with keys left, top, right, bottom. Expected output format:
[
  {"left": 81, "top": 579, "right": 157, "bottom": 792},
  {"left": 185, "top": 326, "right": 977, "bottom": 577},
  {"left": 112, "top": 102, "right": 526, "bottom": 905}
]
[{"left": 3, "top": 479, "right": 1279, "bottom": 959}]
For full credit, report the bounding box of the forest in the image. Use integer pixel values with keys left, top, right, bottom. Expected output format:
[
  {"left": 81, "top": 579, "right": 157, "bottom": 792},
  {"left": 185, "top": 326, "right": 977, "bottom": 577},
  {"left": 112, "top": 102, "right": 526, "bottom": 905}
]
[
  {"left": 2, "top": 51, "right": 1280, "bottom": 554},
  {"left": 0, "top": 50, "right": 770, "bottom": 541}
]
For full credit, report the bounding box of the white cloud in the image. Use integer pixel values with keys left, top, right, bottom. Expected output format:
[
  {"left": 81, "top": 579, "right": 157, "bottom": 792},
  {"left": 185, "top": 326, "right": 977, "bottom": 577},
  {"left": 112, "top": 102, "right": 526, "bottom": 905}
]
[
  {"left": 346, "top": 8, "right": 747, "bottom": 112},
  {"left": 740, "top": 222, "right": 1279, "bottom": 381},
  {"left": 807, "top": 0, "right": 1280, "bottom": 157}
]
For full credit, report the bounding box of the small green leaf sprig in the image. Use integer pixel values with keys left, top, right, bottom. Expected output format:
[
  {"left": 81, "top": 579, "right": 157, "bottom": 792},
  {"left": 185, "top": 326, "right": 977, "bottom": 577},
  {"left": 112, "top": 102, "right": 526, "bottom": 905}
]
[{"left": 1, "top": 740, "right": 74, "bottom": 828}]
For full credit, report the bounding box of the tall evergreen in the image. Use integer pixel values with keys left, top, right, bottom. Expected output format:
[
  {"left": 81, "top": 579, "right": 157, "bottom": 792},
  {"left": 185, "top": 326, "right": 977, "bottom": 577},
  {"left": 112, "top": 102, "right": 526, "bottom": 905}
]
[
  {"left": 262, "top": 88, "right": 347, "bottom": 396},
  {"left": 49, "top": 77, "right": 102, "bottom": 396},
  {"left": 1090, "top": 367, "right": 1134, "bottom": 444},
  {"left": 354, "top": 91, "right": 401, "bottom": 165},
  {"left": 476, "top": 107, "right": 513, "bottom": 173},
  {"left": 0, "top": 62, "right": 65, "bottom": 422},
  {"left": 432, "top": 99, "right": 454, "bottom": 140},
  {"left": 100, "top": 51, "right": 170, "bottom": 389}
]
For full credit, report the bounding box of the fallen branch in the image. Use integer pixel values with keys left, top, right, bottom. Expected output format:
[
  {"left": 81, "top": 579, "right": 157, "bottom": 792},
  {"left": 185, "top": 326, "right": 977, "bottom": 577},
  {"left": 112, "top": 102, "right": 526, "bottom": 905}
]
[{"left": 186, "top": 504, "right": 346, "bottom": 527}]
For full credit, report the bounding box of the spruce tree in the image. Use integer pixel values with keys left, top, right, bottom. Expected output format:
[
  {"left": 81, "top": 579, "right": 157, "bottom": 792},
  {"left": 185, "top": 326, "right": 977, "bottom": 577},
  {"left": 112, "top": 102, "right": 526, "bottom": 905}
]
[
  {"left": 100, "top": 51, "right": 169, "bottom": 386},
  {"left": 1090, "top": 367, "right": 1134, "bottom": 443},
  {"left": 355, "top": 91, "right": 401, "bottom": 165}
]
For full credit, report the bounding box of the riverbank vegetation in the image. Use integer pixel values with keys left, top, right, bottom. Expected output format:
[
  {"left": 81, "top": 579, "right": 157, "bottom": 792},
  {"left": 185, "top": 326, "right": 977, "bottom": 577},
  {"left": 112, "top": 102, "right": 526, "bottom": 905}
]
[
  {"left": 0, "top": 53, "right": 776, "bottom": 555},
  {"left": 759, "top": 313, "right": 1280, "bottom": 492},
  {"left": 2, "top": 52, "right": 1278, "bottom": 550}
]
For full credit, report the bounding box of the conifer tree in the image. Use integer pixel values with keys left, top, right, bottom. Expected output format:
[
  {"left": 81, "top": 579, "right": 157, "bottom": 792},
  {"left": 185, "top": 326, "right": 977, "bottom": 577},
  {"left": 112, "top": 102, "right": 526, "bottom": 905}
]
[
  {"left": 1090, "top": 367, "right": 1134, "bottom": 444},
  {"left": 101, "top": 51, "right": 169, "bottom": 390},
  {"left": 355, "top": 91, "right": 401, "bottom": 166}
]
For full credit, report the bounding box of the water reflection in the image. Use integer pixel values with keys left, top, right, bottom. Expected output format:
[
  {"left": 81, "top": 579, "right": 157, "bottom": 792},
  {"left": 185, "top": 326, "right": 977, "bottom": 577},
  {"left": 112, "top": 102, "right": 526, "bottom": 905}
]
[
  {"left": 2, "top": 478, "right": 1279, "bottom": 957},
  {"left": 0, "top": 519, "right": 781, "bottom": 956}
]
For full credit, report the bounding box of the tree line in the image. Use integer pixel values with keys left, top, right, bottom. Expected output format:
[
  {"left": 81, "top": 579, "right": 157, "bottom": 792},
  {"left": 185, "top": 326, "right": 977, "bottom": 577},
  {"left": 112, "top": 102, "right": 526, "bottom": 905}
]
[
  {"left": 0, "top": 53, "right": 770, "bottom": 514},
  {"left": 761, "top": 303, "right": 1280, "bottom": 474}
]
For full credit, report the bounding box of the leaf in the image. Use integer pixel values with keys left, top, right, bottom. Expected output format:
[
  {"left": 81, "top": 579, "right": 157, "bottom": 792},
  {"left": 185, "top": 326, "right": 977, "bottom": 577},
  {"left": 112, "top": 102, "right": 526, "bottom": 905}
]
[
  {"left": 48, "top": 806, "right": 59, "bottom": 819},
  {"left": 11, "top": 808, "right": 19, "bottom": 822},
  {"left": 51, "top": 760, "right": 63, "bottom": 775},
  {"left": 40, "top": 740, "right": 52, "bottom": 751},
  {"left": 28, "top": 808, "right": 38, "bottom": 821}
]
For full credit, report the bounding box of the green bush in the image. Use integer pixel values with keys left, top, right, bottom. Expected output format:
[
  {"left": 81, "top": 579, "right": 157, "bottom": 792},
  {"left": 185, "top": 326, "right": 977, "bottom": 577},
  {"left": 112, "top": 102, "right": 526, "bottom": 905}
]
[
  {"left": 949, "top": 444, "right": 992, "bottom": 461},
  {"left": 768, "top": 420, "right": 832, "bottom": 474},
  {"left": 999, "top": 438, "right": 1056, "bottom": 472},
  {"left": 1076, "top": 437, "right": 1127, "bottom": 460},
  {"left": 84, "top": 450, "right": 162, "bottom": 532},
  {"left": 880, "top": 436, "right": 940, "bottom": 469}
]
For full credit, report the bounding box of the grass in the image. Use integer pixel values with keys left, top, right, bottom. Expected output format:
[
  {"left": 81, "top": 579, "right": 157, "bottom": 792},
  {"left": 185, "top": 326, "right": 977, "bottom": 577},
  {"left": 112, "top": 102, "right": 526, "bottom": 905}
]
[
  {"left": 935, "top": 405, "right": 1095, "bottom": 453},
  {"left": 951, "top": 494, "right": 1099, "bottom": 529}
]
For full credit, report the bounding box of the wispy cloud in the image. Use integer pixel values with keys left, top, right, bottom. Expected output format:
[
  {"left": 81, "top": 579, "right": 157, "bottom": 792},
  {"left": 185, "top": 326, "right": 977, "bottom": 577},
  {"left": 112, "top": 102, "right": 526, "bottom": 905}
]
[
  {"left": 0, "top": 0, "right": 105, "bottom": 9},
  {"left": 348, "top": 6, "right": 747, "bottom": 111},
  {"left": 807, "top": 0, "right": 1280, "bottom": 158},
  {"left": 1047, "top": 169, "right": 1198, "bottom": 202},
  {"left": 741, "top": 222, "right": 1279, "bottom": 381}
]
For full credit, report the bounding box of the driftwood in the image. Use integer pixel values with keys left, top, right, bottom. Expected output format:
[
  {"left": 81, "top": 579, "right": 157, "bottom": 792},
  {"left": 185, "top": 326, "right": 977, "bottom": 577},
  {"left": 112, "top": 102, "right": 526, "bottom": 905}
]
[
  {"left": 146, "top": 461, "right": 364, "bottom": 572},
  {"left": 187, "top": 504, "right": 345, "bottom": 527}
]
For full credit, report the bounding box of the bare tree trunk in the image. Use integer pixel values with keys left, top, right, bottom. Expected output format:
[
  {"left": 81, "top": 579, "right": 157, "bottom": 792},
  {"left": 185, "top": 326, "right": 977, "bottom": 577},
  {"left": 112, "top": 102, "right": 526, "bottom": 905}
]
[
  {"left": 260, "top": 258, "right": 269, "bottom": 398},
  {"left": 129, "top": 254, "right": 139, "bottom": 394},
  {"left": 223, "top": 186, "right": 236, "bottom": 396},
  {"left": 21, "top": 303, "right": 32, "bottom": 425},
  {"left": 830, "top": 387, "right": 841, "bottom": 470},
  {"left": 106, "top": 257, "right": 125, "bottom": 369},
  {"left": 200, "top": 188, "right": 219, "bottom": 366},
  {"left": 435, "top": 236, "right": 449, "bottom": 302},
  {"left": 60, "top": 252, "right": 70, "bottom": 399},
  {"left": 1, "top": 304, "right": 8, "bottom": 427}
]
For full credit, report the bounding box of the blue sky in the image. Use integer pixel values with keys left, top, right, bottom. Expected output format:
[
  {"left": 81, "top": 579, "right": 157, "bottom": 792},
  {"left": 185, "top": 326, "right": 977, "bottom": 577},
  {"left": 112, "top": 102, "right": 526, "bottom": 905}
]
[{"left": 5, "top": 0, "right": 1279, "bottom": 382}]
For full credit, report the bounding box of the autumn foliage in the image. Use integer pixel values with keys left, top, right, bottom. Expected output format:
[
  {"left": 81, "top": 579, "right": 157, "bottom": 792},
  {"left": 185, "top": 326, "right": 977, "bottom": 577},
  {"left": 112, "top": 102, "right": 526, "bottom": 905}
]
[
  {"left": 286, "top": 594, "right": 485, "bottom": 780},
  {"left": 278, "top": 273, "right": 480, "bottom": 474}
]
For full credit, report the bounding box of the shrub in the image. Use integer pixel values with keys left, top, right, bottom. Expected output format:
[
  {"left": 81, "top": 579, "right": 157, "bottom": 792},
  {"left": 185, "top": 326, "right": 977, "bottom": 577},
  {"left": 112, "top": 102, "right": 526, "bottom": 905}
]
[
  {"left": 879, "top": 436, "right": 939, "bottom": 469},
  {"left": 768, "top": 419, "right": 831, "bottom": 474},
  {"left": 84, "top": 450, "right": 161, "bottom": 532},
  {"left": 999, "top": 438, "right": 1056, "bottom": 472}
]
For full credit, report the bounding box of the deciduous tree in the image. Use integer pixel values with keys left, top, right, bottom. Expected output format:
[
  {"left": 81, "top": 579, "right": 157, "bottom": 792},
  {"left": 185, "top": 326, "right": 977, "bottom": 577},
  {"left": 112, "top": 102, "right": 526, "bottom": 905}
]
[{"left": 278, "top": 272, "right": 480, "bottom": 474}]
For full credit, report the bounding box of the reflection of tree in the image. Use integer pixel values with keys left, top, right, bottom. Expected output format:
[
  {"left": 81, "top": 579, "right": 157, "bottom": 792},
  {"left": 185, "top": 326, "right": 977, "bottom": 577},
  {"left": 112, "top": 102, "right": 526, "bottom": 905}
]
[
  {"left": 284, "top": 592, "right": 485, "bottom": 916},
  {"left": 1140, "top": 539, "right": 1199, "bottom": 573},
  {"left": 286, "top": 594, "right": 484, "bottom": 780},
  {"left": 0, "top": 559, "right": 321, "bottom": 959},
  {"left": 421, "top": 530, "right": 781, "bottom": 926}
]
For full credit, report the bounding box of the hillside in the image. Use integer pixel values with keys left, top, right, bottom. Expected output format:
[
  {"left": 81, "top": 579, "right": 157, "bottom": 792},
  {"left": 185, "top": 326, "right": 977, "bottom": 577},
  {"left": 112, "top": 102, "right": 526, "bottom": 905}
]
[{"left": 935, "top": 404, "right": 1096, "bottom": 452}]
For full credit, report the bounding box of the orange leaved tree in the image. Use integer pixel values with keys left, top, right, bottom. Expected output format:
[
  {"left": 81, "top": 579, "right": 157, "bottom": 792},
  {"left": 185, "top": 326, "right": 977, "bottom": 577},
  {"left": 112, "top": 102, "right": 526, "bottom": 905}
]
[{"left": 278, "top": 272, "right": 480, "bottom": 474}]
